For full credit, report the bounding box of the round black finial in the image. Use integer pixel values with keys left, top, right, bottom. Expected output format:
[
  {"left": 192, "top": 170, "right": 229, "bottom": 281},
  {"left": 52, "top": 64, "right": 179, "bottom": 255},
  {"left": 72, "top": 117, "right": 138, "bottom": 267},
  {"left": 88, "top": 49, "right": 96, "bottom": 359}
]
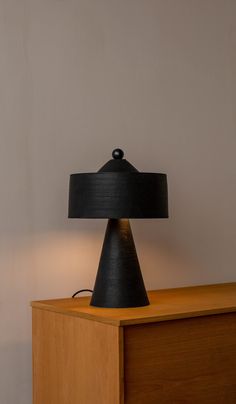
[{"left": 112, "top": 148, "right": 124, "bottom": 159}]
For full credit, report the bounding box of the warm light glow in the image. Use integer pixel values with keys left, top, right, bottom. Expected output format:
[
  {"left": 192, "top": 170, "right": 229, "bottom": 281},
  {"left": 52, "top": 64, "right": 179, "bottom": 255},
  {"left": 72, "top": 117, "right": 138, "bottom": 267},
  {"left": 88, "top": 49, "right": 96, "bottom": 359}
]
[{"left": 0, "top": 228, "right": 205, "bottom": 309}]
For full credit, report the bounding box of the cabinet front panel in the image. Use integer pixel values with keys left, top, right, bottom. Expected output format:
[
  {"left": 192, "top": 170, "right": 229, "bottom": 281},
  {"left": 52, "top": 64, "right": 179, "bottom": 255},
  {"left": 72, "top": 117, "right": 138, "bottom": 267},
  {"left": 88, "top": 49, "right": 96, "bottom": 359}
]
[{"left": 124, "top": 313, "right": 236, "bottom": 404}]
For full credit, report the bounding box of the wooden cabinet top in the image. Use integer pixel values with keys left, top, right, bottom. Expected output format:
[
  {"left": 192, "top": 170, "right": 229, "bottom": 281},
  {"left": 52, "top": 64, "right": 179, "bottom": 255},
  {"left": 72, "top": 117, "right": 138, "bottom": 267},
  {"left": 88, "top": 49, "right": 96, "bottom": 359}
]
[{"left": 31, "top": 282, "right": 236, "bottom": 327}]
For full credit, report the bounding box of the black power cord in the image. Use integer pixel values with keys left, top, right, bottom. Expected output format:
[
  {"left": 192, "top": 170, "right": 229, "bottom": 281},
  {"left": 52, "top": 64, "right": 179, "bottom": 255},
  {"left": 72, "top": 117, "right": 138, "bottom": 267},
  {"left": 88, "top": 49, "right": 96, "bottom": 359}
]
[{"left": 72, "top": 289, "right": 93, "bottom": 298}]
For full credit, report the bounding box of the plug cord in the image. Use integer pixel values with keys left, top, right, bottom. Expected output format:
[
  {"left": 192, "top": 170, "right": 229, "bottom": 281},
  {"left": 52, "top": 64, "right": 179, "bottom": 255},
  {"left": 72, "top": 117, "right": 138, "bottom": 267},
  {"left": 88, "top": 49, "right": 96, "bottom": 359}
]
[{"left": 72, "top": 289, "right": 93, "bottom": 298}]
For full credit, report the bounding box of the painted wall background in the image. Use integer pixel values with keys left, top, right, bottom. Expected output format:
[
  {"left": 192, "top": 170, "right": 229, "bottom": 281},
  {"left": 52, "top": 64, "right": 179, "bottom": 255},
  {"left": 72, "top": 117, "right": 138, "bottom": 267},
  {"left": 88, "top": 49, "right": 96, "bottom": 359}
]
[{"left": 0, "top": 0, "right": 235, "bottom": 402}]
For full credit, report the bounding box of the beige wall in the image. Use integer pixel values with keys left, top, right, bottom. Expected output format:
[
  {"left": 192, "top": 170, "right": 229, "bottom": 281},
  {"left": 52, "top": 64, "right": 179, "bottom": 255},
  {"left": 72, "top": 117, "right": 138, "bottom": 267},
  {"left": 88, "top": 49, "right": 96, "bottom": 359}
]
[{"left": 0, "top": 0, "right": 236, "bottom": 402}]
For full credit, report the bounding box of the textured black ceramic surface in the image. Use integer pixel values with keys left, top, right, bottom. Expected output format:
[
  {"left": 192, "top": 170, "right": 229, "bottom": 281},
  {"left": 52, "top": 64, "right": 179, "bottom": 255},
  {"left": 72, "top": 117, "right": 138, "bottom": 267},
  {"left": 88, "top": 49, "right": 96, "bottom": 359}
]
[
  {"left": 69, "top": 172, "right": 168, "bottom": 218},
  {"left": 90, "top": 219, "right": 149, "bottom": 308},
  {"left": 68, "top": 149, "right": 168, "bottom": 219},
  {"left": 98, "top": 155, "right": 138, "bottom": 173},
  {"left": 69, "top": 148, "right": 168, "bottom": 308}
]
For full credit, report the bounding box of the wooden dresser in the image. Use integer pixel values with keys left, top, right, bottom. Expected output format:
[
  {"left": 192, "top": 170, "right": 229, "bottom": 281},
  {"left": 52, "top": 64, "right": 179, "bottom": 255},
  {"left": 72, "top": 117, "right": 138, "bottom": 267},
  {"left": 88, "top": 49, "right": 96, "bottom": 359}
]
[{"left": 32, "top": 283, "right": 236, "bottom": 404}]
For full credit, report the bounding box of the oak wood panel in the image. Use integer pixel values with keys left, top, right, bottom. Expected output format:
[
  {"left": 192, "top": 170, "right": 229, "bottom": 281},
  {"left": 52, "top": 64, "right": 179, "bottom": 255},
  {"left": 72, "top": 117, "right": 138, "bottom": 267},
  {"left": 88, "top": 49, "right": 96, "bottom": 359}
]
[
  {"left": 32, "top": 308, "right": 124, "bottom": 404},
  {"left": 31, "top": 283, "right": 236, "bottom": 326},
  {"left": 124, "top": 313, "right": 236, "bottom": 404}
]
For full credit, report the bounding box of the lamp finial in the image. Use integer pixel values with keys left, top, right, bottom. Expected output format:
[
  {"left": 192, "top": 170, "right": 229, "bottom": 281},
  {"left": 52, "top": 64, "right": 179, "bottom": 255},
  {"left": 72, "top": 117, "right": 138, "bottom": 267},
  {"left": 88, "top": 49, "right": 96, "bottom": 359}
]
[{"left": 112, "top": 148, "right": 124, "bottom": 159}]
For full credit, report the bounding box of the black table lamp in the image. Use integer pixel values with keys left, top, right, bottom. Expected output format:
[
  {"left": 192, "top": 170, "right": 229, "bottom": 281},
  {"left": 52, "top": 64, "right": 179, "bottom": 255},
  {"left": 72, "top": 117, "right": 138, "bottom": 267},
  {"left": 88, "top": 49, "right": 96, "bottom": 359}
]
[{"left": 68, "top": 149, "right": 168, "bottom": 308}]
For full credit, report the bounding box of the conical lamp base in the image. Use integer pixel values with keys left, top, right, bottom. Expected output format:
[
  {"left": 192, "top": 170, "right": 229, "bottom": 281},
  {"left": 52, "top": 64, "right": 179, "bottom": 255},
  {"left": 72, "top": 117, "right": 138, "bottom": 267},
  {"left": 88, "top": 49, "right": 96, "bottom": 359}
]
[{"left": 90, "top": 219, "right": 150, "bottom": 308}]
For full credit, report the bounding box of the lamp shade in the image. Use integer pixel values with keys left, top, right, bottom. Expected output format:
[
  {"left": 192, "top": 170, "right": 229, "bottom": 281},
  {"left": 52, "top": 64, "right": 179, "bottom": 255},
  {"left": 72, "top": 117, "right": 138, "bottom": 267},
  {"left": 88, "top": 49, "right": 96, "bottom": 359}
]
[{"left": 68, "top": 149, "right": 168, "bottom": 219}]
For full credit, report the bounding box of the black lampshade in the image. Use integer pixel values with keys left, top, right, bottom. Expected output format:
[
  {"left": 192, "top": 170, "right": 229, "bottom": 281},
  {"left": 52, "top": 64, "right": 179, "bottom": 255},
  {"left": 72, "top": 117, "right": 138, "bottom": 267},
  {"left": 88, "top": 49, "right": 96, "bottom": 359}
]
[{"left": 68, "top": 149, "right": 168, "bottom": 219}]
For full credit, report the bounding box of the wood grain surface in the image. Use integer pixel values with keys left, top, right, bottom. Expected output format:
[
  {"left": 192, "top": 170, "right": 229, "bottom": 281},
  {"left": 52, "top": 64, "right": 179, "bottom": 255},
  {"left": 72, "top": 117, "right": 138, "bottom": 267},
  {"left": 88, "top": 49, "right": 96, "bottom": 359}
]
[
  {"left": 31, "top": 283, "right": 236, "bottom": 326},
  {"left": 32, "top": 308, "right": 124, "bottom": 404},
  {"left": 124, "top": 313, "right": 236, "bottom": 404}
]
